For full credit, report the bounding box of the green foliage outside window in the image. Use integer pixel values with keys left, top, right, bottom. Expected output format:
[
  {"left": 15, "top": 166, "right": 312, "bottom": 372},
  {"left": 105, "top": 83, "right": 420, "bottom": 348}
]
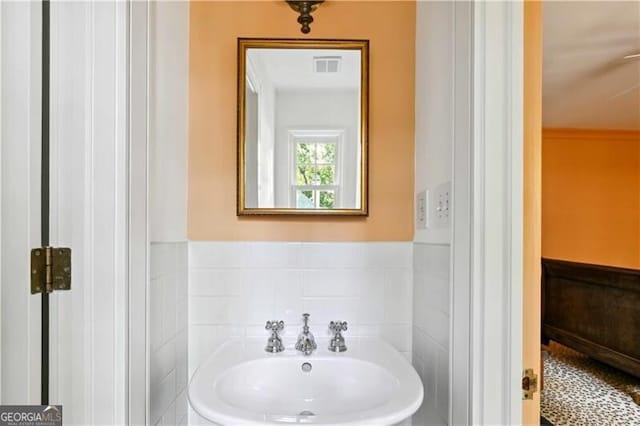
[
  {"left": 296, "top": 143, "right": 336, "bottom": 185},
  {"left": 295, "top": 142, "right": 337, "bottom": 209},
  {"left": 319, "top": 190, "right": 335, "bottom": 208}
]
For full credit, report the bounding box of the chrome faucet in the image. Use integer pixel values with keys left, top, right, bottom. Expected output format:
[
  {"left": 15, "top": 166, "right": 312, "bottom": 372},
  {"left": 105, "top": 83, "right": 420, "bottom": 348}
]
[
  {"left": 328, "top": 320, "right": 348, "bottom": 352},
  {"left": 295, "top": 313, "right": 317, "bottom": 356},
  {"left": 265, "top": 320, "right": 285, "bottom": 353}
]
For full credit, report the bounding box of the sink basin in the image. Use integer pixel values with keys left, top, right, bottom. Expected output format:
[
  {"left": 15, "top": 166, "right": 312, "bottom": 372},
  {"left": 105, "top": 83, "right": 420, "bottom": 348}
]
[
  {"left": 217, "top": 358, "right": 396, "bottom": 416},
  {"left": 188, "top": 338, "right": 423, "bottom": 425}
]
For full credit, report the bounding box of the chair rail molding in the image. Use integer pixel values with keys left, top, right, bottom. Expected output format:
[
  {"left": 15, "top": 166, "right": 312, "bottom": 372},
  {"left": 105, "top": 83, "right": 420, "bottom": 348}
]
[{"left": 470, "top": 1, "right": 524, "bottom": 425}]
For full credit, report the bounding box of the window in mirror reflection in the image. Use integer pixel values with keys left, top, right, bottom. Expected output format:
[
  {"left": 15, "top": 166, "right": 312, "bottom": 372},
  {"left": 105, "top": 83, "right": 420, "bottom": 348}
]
[
  {"left": 241, "top": 46, "right": 363, "bottom": 211},
  {"left": 292, "top": 132, "right": 340, "bottom": 209}
]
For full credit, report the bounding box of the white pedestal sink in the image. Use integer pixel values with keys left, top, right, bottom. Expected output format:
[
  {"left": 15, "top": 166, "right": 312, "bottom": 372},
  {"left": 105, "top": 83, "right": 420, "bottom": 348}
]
[{"left": 188, "top": 338, "right": 423, "bottom": 425}]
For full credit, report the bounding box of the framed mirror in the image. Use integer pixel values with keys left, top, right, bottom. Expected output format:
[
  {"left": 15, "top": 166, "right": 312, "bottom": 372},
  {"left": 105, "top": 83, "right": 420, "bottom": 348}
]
[{"left": 237, "top": 38, "right": 369, "bottom": 216}]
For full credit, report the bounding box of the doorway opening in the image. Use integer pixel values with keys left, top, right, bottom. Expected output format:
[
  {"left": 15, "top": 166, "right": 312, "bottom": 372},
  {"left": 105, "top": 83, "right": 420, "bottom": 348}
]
[{"left": 539, "top": 2, "right": 640, "bottom": 424}]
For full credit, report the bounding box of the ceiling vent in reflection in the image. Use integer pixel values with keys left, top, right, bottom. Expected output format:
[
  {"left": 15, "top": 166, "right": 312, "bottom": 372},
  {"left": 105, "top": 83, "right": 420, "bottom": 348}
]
[{"left": 313, "top": 56, "right": 341, "bottom": 73}]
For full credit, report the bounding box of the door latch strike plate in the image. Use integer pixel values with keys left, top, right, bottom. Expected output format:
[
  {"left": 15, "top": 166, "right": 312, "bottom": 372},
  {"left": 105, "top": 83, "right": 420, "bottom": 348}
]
[
  {"left": 31, "top": 247, "right": 71, "bottom": 294},
  {"left": 522, "top": 368, "right": 538, "bottom": 400}
]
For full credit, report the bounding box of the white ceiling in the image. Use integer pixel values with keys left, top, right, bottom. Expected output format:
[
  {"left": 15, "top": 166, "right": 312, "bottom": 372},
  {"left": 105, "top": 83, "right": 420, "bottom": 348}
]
[
  {"left": 543, "top": 1, "right": 640, "bottom": 130},
  {"left": 247, "top": 49, "right": 361, "bottom": 91}
]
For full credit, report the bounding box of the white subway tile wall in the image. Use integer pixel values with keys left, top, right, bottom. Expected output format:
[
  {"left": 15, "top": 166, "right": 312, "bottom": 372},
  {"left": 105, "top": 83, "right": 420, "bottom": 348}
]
[
  {"left": 188, "top": 242, "right": 413, "bottom": 375},
  {"left": 150, "top": 242, "right": 189, "bottom": 426},
  {"left": 412, "top": 243, "right": 450, "bottom": 425}
]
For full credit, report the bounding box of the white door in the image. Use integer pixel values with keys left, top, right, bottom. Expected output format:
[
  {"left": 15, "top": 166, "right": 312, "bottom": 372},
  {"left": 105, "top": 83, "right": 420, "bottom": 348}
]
[{"left": 0, "top": 1, "right": 43, "bottom": 405}]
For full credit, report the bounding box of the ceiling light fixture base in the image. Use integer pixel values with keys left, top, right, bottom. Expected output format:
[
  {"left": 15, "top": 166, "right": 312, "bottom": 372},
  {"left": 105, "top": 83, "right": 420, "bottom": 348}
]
[{"left": 286, "top": 1, "right": 325, "bottom": 34}]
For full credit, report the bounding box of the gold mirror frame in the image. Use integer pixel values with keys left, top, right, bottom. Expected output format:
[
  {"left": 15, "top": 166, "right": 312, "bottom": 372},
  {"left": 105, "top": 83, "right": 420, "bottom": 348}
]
[{"left": 237, "top": 38, "right": 369, "bottom": 216}]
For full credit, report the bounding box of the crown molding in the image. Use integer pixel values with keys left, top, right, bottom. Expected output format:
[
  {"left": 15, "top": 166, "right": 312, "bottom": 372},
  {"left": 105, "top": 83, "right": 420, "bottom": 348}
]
[{"left": 543, "top": 128, "right": 640, "bottom": 141}]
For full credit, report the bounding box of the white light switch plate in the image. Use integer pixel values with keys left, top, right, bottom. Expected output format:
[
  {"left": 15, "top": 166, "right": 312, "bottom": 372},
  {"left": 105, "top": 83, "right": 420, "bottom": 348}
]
[
  {"left": 416, "top": 190, "right": 427, "bottom": 229},
  {"left": 428, "top": 181, "right": 451, "bottom": 228}
]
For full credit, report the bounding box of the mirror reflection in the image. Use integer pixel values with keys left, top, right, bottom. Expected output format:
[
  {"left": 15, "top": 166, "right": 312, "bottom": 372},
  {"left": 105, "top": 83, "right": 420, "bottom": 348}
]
[{"left": 238, "top": 39, "right": 368, "bottom": 215}]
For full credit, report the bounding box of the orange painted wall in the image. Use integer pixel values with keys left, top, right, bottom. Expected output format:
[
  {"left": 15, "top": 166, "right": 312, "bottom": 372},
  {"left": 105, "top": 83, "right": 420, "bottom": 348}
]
[
  {"left": 188, "top": 1, "right": 416, "bottom": 241},
  {"left": 542, "top": 129, "right": 640, "bottom": 269}
]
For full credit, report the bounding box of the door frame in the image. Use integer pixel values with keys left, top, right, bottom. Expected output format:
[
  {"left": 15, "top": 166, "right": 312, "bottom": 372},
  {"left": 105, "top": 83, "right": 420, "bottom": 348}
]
[
  {"left": 1, "top": 1, "right": 131, "bottom": 422},
  {"left": 47, "top": 1, "right": 130, "bottom": 423},
  {"left": 124, "top": 1, "right": 529, "bottom": 425},
  {"left": 458, "top": 2, "right": 525, "bottom": 424},
  {"left": 128, "top": 1, "right": 149, "bottom": 424}
]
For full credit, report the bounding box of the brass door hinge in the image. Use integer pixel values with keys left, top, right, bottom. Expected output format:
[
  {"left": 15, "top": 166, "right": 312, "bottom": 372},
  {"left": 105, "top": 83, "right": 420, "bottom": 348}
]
[
  {"left": 31, "top": 247, "right": 71, "bottom": 294},
  {"left": 522, "top": 368, "right": 538, "bottom": 400}
]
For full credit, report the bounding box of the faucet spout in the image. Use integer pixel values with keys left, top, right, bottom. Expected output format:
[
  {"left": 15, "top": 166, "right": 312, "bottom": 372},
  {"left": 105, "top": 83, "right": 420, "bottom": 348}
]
[{"left": 295, "top": 313, "right": 317, "bottom": 356}]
